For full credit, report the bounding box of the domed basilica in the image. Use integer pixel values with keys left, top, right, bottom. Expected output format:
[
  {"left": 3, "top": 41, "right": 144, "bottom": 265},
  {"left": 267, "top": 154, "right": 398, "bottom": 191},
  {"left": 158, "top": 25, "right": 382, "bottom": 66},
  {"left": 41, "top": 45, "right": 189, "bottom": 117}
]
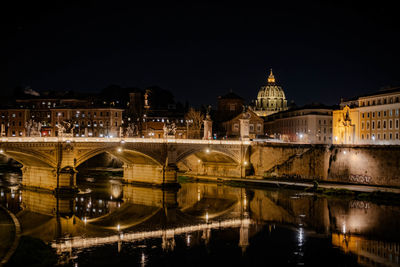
[{"left": 254, "top": 69, "right": 288, "bottom": 117}]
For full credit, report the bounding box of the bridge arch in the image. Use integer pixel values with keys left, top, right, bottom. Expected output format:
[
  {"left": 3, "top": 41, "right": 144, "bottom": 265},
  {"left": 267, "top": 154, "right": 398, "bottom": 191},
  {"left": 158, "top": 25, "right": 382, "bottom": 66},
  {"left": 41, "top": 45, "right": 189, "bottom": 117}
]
[
  {"left": 176, "top": 147, "right": 240, "bottom": 165},
  {"left": 0, "top": 147, "right": 56, "bottom": 168},
  {"left": 75, "top": 146, "right": 163, "bottom": 168}
]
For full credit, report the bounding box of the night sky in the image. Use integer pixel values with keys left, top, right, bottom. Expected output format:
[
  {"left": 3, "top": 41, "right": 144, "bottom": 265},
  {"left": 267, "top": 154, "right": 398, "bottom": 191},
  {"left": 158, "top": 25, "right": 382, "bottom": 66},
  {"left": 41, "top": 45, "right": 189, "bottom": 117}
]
[{"left": 3, "top": 2, "right": 400, "bottom": 107}]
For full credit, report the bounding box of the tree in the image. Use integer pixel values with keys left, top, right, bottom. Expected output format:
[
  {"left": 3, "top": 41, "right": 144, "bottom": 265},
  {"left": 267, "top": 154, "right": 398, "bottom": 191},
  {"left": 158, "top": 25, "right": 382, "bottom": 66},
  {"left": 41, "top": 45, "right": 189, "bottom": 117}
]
[{"left": 185, "top": 108, "right": 204, "bottom": 139}]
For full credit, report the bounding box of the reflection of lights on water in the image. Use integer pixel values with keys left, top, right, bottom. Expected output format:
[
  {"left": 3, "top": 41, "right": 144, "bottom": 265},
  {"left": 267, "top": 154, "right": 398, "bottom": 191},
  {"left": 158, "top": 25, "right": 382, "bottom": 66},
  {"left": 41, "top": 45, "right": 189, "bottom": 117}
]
[
  {"left": 11, "top": 193, "right": 15, "bottom": 199},
  {"left": 205, "top": 148, "right": 210, "bottom": 153},
  {"left": 0, "top": 191, "right": 3, "bottom": 197},
  {"left": 205, "top": 212, "right": 209, "bottom": 223},
  {"left": 74, "top": 263, "right": 78, "bottom": 267},
  {"left": 118, "top": 203, "right": 120, "bottom": 208},
  {"left": 342, "top": 223, "right": 346, "bottom": 234},
  {"left": 117, "top": 224, "right": 120, "bottom": 231},
  {"left": 80, "top": 197, "right": 84, "bottom": 202},
  {"left": 110, "top": 196, "right": 113, "bottom": 200},
  {"left": 84, "top": 217, "right": 87, "bottom": 224},
  {"left": 186, "top": 235, "right": 191, "bottom": 246},
  {"left": 298, "top": 228, "right": 304, "bottom": 245},
  {"left": 197, "top": 188, "right": 201, "bottom": 201},
  {"left": 141, "top": 252, "right": 147, "bottom": 267}
]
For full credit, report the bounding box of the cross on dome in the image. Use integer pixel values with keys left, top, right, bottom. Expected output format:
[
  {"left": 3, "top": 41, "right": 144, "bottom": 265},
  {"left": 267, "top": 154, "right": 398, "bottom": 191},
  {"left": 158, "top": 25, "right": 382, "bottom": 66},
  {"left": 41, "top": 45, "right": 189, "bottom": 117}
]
[{"left": 267, "top": 69, "right": 275, "bottom": 84}]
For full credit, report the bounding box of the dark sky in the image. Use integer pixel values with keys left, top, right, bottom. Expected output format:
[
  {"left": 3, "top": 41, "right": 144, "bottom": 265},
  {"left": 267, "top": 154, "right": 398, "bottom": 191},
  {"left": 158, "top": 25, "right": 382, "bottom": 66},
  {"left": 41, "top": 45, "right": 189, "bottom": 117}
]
[{"left": 3, "top": 1, "right": 400, "bottom": 107}]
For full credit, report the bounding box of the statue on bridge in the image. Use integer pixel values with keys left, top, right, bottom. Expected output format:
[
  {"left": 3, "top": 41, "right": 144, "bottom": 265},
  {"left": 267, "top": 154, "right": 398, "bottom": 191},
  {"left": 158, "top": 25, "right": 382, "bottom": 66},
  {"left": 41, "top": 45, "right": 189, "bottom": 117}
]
[
  {"left": 163, "top": 122, "right": 176, "bottom": 138},
  {"left": 56, "top": 120, "right": 75, "bottom": 137},
  {"left": 25, "top": 119, "right": 42, "bottom": 137}
]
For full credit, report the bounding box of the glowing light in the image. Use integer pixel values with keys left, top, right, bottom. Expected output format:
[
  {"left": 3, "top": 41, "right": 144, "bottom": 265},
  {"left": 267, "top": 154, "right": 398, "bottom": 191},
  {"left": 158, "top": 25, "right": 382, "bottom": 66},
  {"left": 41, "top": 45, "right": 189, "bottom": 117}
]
[
  {"left": 342, "top": 223, "right": 346, "bottom": 234},
  {"left": 334, "top": 136, "right": 338, "bottom": 141},
  {"left": 205, "top": 212, "right": 209, "bottom": 222},
  {"left": 117, "top": 147, "right": 122, "bottom": 152},
  {"left": 298, "top": 228, "right": 304, "bottom": 245},
  {"left": 244, "top": 161, "right": 248, "bottom": 166},
  {"left": 0, "top": 149, "right": 3, "bottom": 153},
  {"left": 205, "top": 148, "right": 210, "bottom": 153},
  {"left": 84, "top": 217, "right": 87, "bottom": 224},
  {"left": 186, "top": 235, "right": 191, "bottom": 246},
  {"left": 198, "top": 159, "right": 201, "bottom": 163},
  {"left": 343, "top": 151, "right": 347, "bottom": 154},
  {"left": 117, "top": 224, "right": 120, "bottom": 231},
  {"left": 299, "top": 134, "right": 303, "bottom": 139}
]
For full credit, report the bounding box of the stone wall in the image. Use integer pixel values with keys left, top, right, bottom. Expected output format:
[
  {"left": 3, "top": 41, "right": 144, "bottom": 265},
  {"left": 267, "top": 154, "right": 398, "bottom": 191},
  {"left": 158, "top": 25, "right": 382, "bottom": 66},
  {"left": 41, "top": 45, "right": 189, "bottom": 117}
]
[{"left": 249, "top": 143, "right": 400, "bottom": 186}]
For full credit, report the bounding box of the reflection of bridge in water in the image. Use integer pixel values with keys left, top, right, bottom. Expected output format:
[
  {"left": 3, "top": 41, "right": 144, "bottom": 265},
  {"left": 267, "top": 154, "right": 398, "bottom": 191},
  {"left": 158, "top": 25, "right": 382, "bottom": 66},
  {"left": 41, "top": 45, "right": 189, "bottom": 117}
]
[{"left": 2, "top": 179, "right": 400, "bottom": 266}]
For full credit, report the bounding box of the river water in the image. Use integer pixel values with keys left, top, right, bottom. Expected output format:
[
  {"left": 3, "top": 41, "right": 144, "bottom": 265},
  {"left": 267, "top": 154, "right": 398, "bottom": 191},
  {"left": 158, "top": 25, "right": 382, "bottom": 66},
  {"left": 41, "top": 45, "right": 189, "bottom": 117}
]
[{"left": 1, "top": 168, "right": 400, "bottom": 267}]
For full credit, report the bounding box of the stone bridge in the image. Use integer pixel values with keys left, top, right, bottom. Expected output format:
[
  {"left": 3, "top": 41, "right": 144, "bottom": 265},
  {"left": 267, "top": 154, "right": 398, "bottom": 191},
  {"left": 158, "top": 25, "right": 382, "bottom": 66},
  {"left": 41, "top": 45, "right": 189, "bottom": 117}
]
[{"left": 0, "top": 137, "right": 251, "bottom": 191}]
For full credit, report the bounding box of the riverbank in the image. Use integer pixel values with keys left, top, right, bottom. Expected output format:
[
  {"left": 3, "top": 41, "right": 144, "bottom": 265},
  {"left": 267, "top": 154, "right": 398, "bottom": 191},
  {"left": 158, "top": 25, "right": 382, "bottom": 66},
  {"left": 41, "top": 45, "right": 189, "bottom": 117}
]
[
  {"left": 0, "top": 205, "right": 20, "bottom": 266},
  {"left": 180, "top": 174, "right": 400, "bottom": 194}
]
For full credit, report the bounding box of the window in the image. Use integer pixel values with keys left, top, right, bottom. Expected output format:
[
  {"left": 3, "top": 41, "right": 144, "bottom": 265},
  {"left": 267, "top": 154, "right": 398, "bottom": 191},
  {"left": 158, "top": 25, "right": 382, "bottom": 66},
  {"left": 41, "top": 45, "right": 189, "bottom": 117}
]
[
  {"left": 372, "top": 112, "right": 375, "bottom": 118},
  {"left": 115, "top": 112, "right": 118, "bottom": 117},
  {"left": 383, "top": 120, "right": 386, "bottom": 129},
  {"left": 390, "top": 110, "right": 393, "bottom": 117},
  {"left": 396, "top": 133, "right": 399, "bottom": 140},
  {"left": 233, "top": 123, "right": 239, "bottom": 132},
  {"left": 378, "top": 111, "right": 381, "bottom": 117},
  {"left": 319, "top": 120, "right": 321, "bottom": 125},
  {"left": 367, "top": 112, "right": 370, "bottom": 118},
  {"left": 383, "top": 133, "right": 386, "bottom": 140},
  {"left": 362, "top": 113, "right": 365, "bottom": 118},
  {"left": 390, "top": 133, "right": 393, "bottom": 140},
  {"left": 378, "top": 133, "right": 380, "bottom": 140},
  {"left": 396, "top": 109, "right": 399, "bottom": 116},
  {"left": 377, "top": 121, "right": 381, "bottom": 129},
  {"left": 396, "top": 119, "right": 399, "bottom": 129},
  {"left": 384, "top": 111, "right": 387, "bottom": 117},
  {"left": 249, "top": 124, "right": 254, "bottom": 132},
  {"left": 257, "top": 124, "right": 262, "bottom": 133},
  {"left": 372, "top": 121, "right": 375, "bottom": 129},
  {"left": 361, "top": 134, "right": 364, "bottom": 140},
  {"left": 367, "top": 134, "right": 370, "bottom": 139},
  {"left": 361, "top": 122, "right": 364, "bottom": 130},
  {"left": 390, "top": 120, "right": 393, "bottom": 129},
  {"left": 229, "top": 104, "right": 236, "bottom": 111}
]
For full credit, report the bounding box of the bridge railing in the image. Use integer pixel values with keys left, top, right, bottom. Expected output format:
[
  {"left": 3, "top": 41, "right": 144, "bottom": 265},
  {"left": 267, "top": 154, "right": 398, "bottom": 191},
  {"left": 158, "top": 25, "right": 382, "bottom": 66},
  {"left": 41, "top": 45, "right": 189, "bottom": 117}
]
[{"left": 0, "top": 137, "right": 251, "bottom": 145}]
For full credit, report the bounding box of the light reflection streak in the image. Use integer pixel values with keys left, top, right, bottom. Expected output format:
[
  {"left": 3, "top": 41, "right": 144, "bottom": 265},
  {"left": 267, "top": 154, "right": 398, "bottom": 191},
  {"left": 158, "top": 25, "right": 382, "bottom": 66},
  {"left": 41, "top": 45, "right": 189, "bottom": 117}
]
[{"left": 52, "top": 218, "right": 251, "bottom": 253}]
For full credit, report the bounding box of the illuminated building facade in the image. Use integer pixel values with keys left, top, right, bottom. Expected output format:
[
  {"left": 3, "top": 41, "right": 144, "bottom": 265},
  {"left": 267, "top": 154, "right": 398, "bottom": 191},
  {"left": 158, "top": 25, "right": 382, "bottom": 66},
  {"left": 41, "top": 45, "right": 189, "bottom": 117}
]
[
  {"left": 254, "top": 69, "right": 288, "bottom": 117},
  {"left": 51, "top": 108, "right": 123, "bottom": 137},
  {"left": 333, "top": 87, "right": 400, "bottom": 144},
  {"left": 264, "top": 104, "right": 333, "bottom": 144},
  {"left": 0, "top": 109, "right": 31, "bottom": 137}
]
